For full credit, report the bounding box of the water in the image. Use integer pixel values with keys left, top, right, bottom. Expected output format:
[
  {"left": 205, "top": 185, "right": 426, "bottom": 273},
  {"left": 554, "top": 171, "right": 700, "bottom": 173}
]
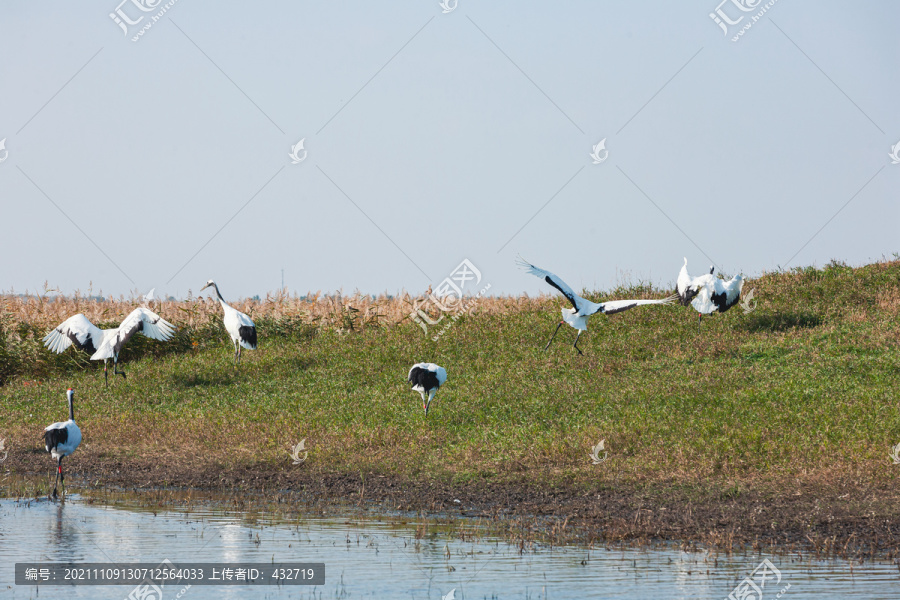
[{"left": 1, "top": 495, "right": 898, "bottom": 599}]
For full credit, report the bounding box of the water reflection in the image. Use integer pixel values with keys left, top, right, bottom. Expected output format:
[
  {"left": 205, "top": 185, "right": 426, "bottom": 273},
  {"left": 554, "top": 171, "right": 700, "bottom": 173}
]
[{"left": 0, "top": 495, "right": 897, "bottom": 599}]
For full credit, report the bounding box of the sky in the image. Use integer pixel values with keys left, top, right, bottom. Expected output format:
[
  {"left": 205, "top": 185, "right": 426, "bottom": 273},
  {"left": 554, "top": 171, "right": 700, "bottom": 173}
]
[{"left": 1, "top": 0, "right": 897, "bottom": 300}]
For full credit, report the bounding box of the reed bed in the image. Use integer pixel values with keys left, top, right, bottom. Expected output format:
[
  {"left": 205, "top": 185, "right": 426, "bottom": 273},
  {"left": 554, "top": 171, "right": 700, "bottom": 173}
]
[{"left": 0, "top": 287, "right": 559, "bottom": 333}]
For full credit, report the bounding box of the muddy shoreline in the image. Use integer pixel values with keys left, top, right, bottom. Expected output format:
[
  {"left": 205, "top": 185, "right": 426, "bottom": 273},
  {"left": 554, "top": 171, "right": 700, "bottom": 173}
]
[{"left": 4, "top": 453, "right": 899, "bottom": 562}]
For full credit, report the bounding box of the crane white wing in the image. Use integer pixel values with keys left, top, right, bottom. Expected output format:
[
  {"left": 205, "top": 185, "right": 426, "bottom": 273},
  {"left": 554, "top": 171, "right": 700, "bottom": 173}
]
[
  {"left": 44, "top": 420, "right": 70, "bottom": 432},
  {"left": 691, "top": 286, "right": 715, "bottom": 314},
  {"left": 43, "top": 314, "right": 103, "bottom": 354},
  {"left": 235, "top": 309, "right": 255, "bottom": 328},
  {"left": 675, "top": 258, "right": 715, "bottom": 306},
  {"left": 90, "top": 307, "right": 175, "bottom": 360},
  {"left": 220, "top": 302, "right": 255, "bottom": 327},
  {"left": 516, "top": 257, "right": 583, "bottom": 312},
  {"left": 691, "top": 275, "right": 742, "bottom": 314},
  {"left": 130, "top": 307, "right": 176, "bottom": 341},
  {"left": 712, "top": 276, "right": 743, "bottom": 311},
  {"left": 600, "top": 295, "right": 678, "bottom": 315},
  {"left": 44, "top": 421, "right": 81, "bottom": 458},
  {"left": 408, "top": 362, "right": 447, "bottom": 386}
]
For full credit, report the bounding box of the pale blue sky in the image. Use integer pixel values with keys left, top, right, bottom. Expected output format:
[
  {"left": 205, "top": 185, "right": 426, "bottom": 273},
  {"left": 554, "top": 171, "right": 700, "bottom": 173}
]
[{"left": 1, "top": 1, "right": 897, "bottom": 299}]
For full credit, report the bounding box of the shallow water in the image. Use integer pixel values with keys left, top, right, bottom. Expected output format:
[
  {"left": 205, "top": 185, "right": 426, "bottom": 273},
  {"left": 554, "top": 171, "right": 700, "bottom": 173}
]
[{"left": 0, "top": 495, "right": 898, "bottom": 599}]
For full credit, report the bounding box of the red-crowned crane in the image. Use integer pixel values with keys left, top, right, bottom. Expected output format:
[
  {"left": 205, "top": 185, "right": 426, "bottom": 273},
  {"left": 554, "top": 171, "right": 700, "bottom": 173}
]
[
  {"left": 43, "top": 308, "right": 176, "bottom": 386},
  {"left": 44, "top": 388, "right": 81, "bottom": 500},
  {"left": 408, "top": 363, "right": 447, "bottom": 416},
  {"left": 201, "top": 280, "right": 257, "bottom": 365},
  {"left": 676, "top": 257, "right": 714, "bottom": 307},
  {"left": 676, "top": 258, "right": 744, "bottom": 331},
  {"left": 517, "top": 257, "right": 677, "bottom": 355},
  {"left": 43, "top": 314, "right": 105, "bottom": 356}
]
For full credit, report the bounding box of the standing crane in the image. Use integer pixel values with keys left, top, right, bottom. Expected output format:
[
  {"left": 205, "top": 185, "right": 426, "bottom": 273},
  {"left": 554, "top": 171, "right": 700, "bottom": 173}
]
[
  {"left": 201, "top": 280, "right": 257, "bottom": 365},
  {"left": 408, "top": 363, "right": 447, "bottom": 416},
  {"left": 44, "top": 388, "right": 81, "bottom": 499},
  {"left": 518, "top": 257, "right": 676, "bottom": 355}
]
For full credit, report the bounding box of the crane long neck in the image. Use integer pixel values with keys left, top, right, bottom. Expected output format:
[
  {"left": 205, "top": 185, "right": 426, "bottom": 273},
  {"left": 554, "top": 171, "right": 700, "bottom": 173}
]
[
  {"left": 68, "top": 395, "right": 75, "bottom": 421},
  {"left": 213, "top": 283, "right": 225, "bottom": 303}
]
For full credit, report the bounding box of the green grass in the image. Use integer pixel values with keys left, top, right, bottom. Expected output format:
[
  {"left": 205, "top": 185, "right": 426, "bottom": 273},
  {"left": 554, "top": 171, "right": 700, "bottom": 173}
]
[{"left": 2, "top": 259, "right": 900, "bottom": 490}]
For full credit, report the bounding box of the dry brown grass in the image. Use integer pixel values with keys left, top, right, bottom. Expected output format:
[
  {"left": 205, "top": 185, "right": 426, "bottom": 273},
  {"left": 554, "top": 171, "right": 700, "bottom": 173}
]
[{"left": 0, "top": 288, "right": 561, "bottom": 334}]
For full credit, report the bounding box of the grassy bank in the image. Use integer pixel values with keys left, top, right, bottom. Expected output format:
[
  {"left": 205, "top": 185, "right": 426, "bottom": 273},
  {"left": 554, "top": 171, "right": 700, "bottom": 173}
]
[{"left": 2, "top": 260, "right": 900, "bottom": 556}]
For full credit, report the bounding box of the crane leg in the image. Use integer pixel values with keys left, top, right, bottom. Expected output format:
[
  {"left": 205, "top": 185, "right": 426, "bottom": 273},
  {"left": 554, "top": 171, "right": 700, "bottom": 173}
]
[
  {"left": 544, "top": 321, "right": 564, "bottom": 351},
  {"left": 114, "top": 358, "right": 126, "bottom": 381},
  {"left": 698, "top": 313, "right": 702, "bottom": 333},
  {"left": 50, "top": 458, "right": 61, "bottom": 499},
  {"left": 233, "top": 341, "right": 239, "bottom": 367},
  {"left": 573, "top": 331, "right": 584, "bottom": 356},
  {"left": 238, "top": 345, "right": 242, "bottom": 365},
  {"left": 104, "top": 361, "right": 109, "bottom": 388},
  {"left": 424, "top": 390, "right": 436, "bottom": 417}
]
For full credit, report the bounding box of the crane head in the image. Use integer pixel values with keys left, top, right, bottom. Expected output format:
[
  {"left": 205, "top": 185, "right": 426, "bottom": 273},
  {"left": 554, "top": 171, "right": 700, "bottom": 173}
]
[{"left": 201, "top": 279, "right": 215, "bottom": 291}]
